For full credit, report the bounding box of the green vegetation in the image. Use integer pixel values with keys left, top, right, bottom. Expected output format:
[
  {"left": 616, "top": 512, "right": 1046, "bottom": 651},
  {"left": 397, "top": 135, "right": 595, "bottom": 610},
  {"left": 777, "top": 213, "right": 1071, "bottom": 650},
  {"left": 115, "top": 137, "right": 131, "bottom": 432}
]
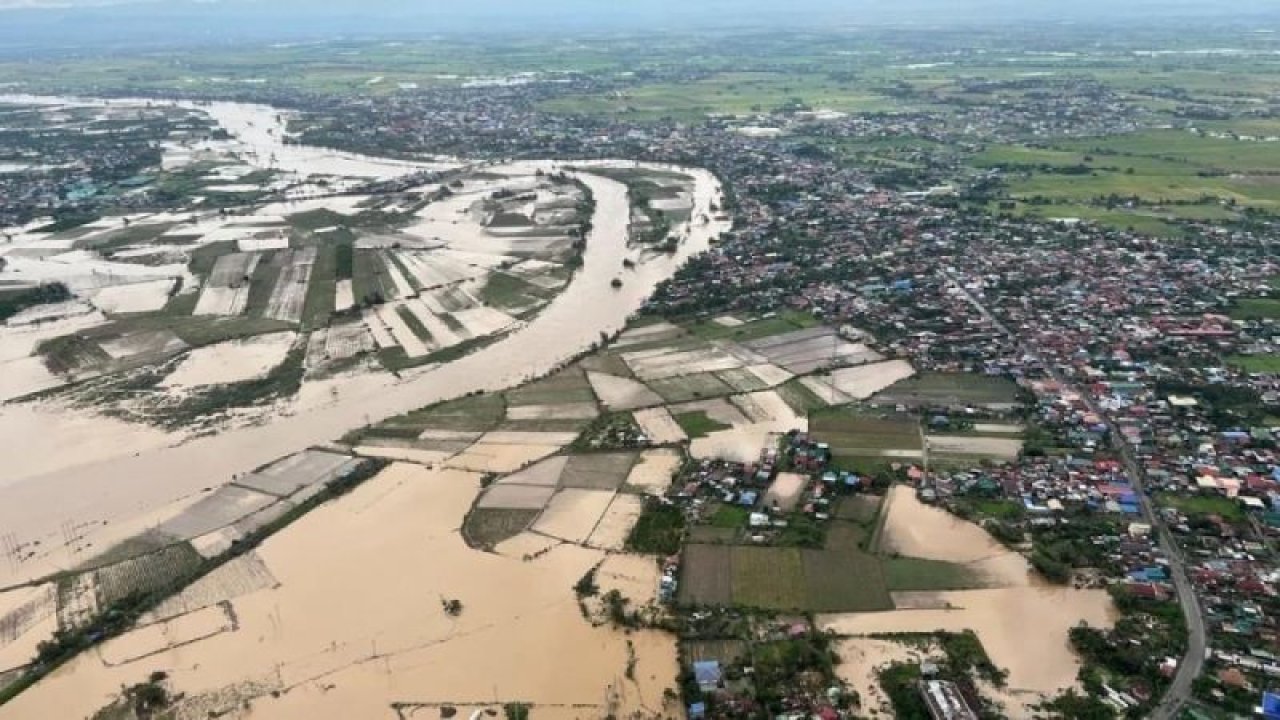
[
  {"left": 542, "top": 70, "right": 898, "bottom": 121},
  {"left": 1228, "top": 353, "right": 1280, "bottom": 374},
  {"left": 679, "top": 494, "right": 977, "bottom": 612},
  {"left": 462, "top": 508, "right": 538, "bottom": 550},
  {"left": 479, "top": 272, "right": 550, "bottom": 310},
  {"left": 884, "top": 556, "right": 984, "bottom": 592},
  {"left": 396, "top": 305, "right": 433, "bottom": 341},
  {"left": 673, "top": 410, "right": 732, "bottom": 439},
  {"left": 243, "top": 250, "right": 284, "bottom": 318},
  {"left": 301, "top": 243, "right": 338, "bottom": 328},
  {"left": 1157, "top": 493, "right": 1246, "bottom": 523},
  {"left": 0, "top": 283, "right": 71, "bottom": 323},
  {"left": 871, "top": 371, "right": 1021, "bottom": 408},
  {"left": 351, "top": 249, "right": 396, "bottom": 306},
  {"left": 627, "top": 498, "right": 686, "bottom": 554},
  {"left": 809, "top": 407, "right": 922, "bottom": 472},
  {"left": 348, "top": 393, "right": 505, "bottom": 442},
  {"left": 505, "top": 368, "right": 596, "bottom": 406},
  {"left": 686, "top": 310, "right": 819, "bottom": 342},
  {"left": 1229, "top": 298, "right": 1280, "bottom": 320},
  {"left": 776, "top": 378, "right": 828, "bottom": 415},
  {"left": 334, "top": 241, "right": 355, "bottom": 280}
]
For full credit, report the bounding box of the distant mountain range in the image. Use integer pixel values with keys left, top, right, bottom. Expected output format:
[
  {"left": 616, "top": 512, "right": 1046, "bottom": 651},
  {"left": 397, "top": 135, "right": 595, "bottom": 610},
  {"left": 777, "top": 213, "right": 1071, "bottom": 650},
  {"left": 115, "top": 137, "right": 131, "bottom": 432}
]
[{"left": 0, "top": 0, "right": 1276, "bottom": 52}]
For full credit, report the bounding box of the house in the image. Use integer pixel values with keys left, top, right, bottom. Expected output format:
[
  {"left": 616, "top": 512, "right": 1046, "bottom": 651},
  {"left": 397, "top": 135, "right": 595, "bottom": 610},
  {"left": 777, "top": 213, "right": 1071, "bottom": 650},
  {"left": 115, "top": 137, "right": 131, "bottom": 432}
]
[{"left": 693, "top": 660, "right": 723, "bottom": 692}]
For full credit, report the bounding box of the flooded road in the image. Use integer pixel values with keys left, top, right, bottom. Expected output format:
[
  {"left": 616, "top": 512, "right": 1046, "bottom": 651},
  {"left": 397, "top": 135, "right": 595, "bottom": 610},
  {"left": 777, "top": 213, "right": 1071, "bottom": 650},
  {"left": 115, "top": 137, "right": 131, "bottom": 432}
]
[{"left": 0, "top": 96, "right": 729, "bottom": 589}]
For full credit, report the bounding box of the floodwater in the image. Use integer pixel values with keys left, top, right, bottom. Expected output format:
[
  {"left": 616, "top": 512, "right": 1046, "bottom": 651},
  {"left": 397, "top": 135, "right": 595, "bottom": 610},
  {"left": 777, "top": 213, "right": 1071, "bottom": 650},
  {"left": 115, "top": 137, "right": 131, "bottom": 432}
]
[
  {"left": 0, "top": 96, "right": 731, "bottom": 593},
  {"left": 161, "top": 332, "right": 296, "bottom": 388},
  {"left": 0, "top": 95, "right": 454, "bottom": 181},
  {"left": 824, "top": 484, "right": 1119, "bottom": 710},
  {"left": 820, "top": 586, "right": 1116, "bottom": 697},
  {"left": 1, "top": 464, "right": 679, "bottom": 719},
  {"left": 879, "top": 484, "right": 1030, "bottom": 587}
]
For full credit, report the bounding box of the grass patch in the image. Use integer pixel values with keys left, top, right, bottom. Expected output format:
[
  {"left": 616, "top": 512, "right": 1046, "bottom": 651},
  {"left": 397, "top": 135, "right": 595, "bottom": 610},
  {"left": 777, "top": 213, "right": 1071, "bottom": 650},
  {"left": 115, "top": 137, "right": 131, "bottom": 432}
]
[
  {"left": 883, "top": 557, "right": 984, "bottom": 592},
  {"left": 352, "top": 249, "right": 397, "bottom": 305},
  {"left": 1228, "top": 354, "right": 1280, "bottom": 374},
  {"left": 731, "top": 546, "right": 808, "bottom": 610},
  {"left": 505, "top": 368, "right": 596, "bottom": 406},
  {"left": 1157, "top": 493, "right": 1246, "bottom": 522},
  {"left": 1229, "top": 298, "right": 1280, "bottom": 320},
  {"left": 300, "top": 242, "right": 337, "bottom": 328},
  {"left": 627, "top": 498, "right": 686, "bottom": 555},
  {"left": 396, "top": 305, "right": 433, "bottom": 341},
  {"left": 463, "top": 508, "right": 538, "bottom": 550},
  {"left": 870, "top": 371, "right": 1020, "bottom": 409},
  {"left": 0, "top": 282, "right": 72, "bottom": 324},
  {"left": 674, "top": 410, "right": 732, "bottom": 439},
  {"left": 777, "top": 378, "right": 828, "bottom": 415},
  {"left": 243, "top": 250, "right": 284, "bottom": 318},
  {"left": 480, "top": 272, "right": 548, "bottom": 310},
  {"left": 709, "top": 504, "right": 751, "bottom": 529},
  {"left": 809, "top": 407, "right": 922, "bottom": 469},
  {"left": 373, "top": 393, "right": 506, "bottom": 438},
  {"left": 686, "top": 310, "right": 819, "bottom": 342},
  {"left": 648, "top": 372, "right": 735, "bottom": 403}
]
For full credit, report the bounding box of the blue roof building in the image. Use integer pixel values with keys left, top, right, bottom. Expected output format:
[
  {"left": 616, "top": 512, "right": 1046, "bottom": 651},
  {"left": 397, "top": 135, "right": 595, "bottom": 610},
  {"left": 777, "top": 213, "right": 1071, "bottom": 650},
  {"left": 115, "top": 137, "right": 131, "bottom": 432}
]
[
  {"left": 693, "top": 660, "right": 723, "bottom": 691},
  {"left": 1261, "top": 692, "right": 1280, "bottom": 720}
]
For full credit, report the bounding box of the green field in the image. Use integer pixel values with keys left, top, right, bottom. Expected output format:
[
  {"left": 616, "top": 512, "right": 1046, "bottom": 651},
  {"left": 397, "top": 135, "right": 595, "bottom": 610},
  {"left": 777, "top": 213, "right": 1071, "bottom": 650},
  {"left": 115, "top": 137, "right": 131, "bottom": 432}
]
[
  {"left": 870, "top": 372, "right": 1021, "bottom": 409},
  {"left": 463, "top": 508, "right": 539, "bottom": 550},
  {"left": 649, "top": 372, "right": 736, "bottom": 403},
  {"left": 349, "top": 393, "right": 505, "bottom": 443},
  {"left": 504, "top": 367, "right": 597, "bottom": 406},
  {"left": 1230, "top": 298, "right": 1280, "bottom": 320},
  {"left": 541, "top": 71, "right": 900, "bottom": 120},
  {"left": 809, "top": 407, "right": 922, "bottom": 471},
  {"left": 991, "top": 129, "right": 1280, "bottom": 216},
  {"left": 1157, "top": 493, "right": 1246, "bottom": 523},
  {"left": 674, "top": 410, "right": 732, "bottom": 439},
  {"left": 1228, "top": 354, "right": 1280, "bottom": 374},
  {"left": 678, "top": 494, "right": 979, "bottom": 612},
  {"left": 686, "top": 310, "right": 820, "bottom": 342}
]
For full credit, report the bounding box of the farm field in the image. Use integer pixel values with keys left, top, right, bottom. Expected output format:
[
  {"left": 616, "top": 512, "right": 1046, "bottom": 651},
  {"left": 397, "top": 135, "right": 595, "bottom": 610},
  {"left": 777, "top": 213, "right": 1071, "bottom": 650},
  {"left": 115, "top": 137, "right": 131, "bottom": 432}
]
[{"left": 870, "top": 371, "right": 1022, "bottom": 410}]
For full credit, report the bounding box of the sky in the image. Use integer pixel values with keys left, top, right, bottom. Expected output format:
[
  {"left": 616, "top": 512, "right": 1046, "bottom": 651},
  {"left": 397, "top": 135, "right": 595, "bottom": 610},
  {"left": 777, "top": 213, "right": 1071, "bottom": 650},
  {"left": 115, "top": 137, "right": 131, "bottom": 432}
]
[{"left": 0, "top": 0, "right": 1276, "bottom": 50}]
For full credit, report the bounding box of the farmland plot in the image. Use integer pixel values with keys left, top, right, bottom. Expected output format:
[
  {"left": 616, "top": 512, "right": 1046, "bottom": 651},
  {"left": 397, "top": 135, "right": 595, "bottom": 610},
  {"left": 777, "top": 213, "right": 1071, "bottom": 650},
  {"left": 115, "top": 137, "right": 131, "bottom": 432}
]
[
  {"left": 587, "top": 371, "right": 663, "bottom": 410},
  {"left": 622, "top": 344, "right": 743, "bottom": 381},
  {"left": 234, "top": 449, "right": 362, "bottom": 498},
  {"left": 494, "top": 455, "right": 569, "bottom": 487},
  {"left": 744, "top": 327, "right": 881, "bottom": 374},
  {"left": 633, "top": 407, "right": 688, "bottom": 444},
  {"left": 586, "top": 494, "right": 645, "bottom": 551},
  {"left": 194, "top": 252, "right": 260, "bottom": 316},
  {"left": 89, "top": 279, "right": 175, "bottom": 315},
  {"left": 624, "top": 449, "right": 683, "bottom": 495},
  {"left": 263, "top": 247, "right": 317, "bottom": 323},
  {"left": 532, "top": 488, "right": 616, "bottom": 544},
  {"left": 559, "top": 452, "right": 638, "bottom": 491},
  {"left": 142, "top": 552, "right": 278, "bottom": 623}
]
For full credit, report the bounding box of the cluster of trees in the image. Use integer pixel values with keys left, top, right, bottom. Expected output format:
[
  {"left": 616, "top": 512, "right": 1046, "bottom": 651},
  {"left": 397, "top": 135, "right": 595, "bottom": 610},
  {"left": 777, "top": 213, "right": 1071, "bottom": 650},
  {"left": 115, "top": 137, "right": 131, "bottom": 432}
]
[{"left": 0, "top": 282, "right": 72, "bottom": 323}]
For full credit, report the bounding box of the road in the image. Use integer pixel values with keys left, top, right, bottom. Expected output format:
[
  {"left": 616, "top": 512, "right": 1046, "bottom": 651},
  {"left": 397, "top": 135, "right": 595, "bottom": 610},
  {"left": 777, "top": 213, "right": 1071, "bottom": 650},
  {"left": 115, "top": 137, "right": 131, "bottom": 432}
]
[{"left": 941, "top": 269, "right": 1204, "bottom": 718}]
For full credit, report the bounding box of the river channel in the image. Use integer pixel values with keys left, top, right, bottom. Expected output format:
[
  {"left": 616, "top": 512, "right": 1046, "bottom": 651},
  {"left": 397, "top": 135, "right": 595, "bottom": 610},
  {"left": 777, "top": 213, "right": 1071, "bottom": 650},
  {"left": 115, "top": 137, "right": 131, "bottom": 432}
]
[{"left": 0, "top": 95, "right": 729, "bottom": 589}]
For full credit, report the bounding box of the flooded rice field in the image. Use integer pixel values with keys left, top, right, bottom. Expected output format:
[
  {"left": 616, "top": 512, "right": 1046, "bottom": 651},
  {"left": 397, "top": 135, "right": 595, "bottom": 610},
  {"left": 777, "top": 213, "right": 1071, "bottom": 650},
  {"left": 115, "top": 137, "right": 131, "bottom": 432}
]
[
  {"left": 823, "top": 485, "right": 1118, "bottom": 712},
  {"left": 1, "top": 463, "right": 680, "bottom": 719}
]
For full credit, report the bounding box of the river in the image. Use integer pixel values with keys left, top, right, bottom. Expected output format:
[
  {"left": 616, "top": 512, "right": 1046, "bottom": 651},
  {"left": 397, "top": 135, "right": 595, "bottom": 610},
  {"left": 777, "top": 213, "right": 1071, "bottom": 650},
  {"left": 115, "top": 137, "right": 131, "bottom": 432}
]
[{"left": 0, "top": 96, "right": 729, "bottom": 589}]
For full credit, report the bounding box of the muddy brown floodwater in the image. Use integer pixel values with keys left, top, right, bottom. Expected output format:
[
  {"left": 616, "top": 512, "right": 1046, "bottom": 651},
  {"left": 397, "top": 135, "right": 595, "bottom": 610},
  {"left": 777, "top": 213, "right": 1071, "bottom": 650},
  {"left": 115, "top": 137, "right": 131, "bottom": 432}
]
[
  {"left": 0, "top": 105, "right": 729, "bottom": 589},
  {"left": 1, "top": 463, "right": 679, "bottom": 719},
  {"left": 823, "top": 485, "right": 1118, "bottom": 714}
]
